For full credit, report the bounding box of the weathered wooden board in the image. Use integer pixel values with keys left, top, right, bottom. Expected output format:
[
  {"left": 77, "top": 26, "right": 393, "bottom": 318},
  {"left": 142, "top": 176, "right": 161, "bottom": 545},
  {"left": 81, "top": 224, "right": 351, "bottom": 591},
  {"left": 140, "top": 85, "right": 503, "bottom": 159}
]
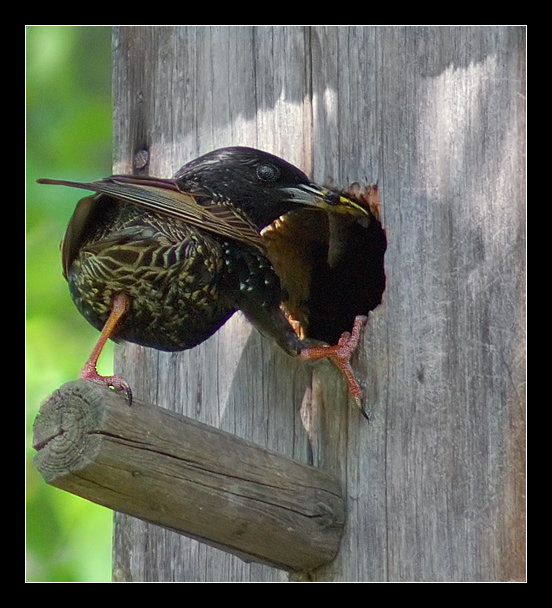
[
  {"left": 33, "top": 380, "right": 344, "bottom": 572},
  {"left": 111, "top": 26, "right": 525, "bottom": 582}
]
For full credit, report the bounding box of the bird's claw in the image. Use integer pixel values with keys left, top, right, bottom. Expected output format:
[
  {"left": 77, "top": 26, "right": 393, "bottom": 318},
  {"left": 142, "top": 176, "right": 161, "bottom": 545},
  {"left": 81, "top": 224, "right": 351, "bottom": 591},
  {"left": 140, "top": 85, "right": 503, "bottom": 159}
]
[
  {"left": 299, "top": 315, "right": 369, "bottom": 419},
  {"left": 78, "top": 363, "right": 133, "bottom": 405}
]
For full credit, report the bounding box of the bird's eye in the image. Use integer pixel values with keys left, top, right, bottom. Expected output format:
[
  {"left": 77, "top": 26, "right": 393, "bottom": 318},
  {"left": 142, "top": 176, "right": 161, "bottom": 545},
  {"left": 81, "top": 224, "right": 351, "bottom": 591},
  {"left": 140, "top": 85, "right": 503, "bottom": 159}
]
[{"left": 256, "top": 163, "right": 280, "bottom": 183}]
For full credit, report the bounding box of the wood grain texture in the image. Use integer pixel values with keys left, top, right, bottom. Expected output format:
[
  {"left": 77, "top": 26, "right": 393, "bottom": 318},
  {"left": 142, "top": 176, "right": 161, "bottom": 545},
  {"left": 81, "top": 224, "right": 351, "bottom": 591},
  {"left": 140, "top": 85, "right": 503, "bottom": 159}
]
[
  {"left": 111, "top": 26, "right": 525, "bottom": 582},
  {"left": 33, "top": 381, "right": 344, "bottom": 572}
]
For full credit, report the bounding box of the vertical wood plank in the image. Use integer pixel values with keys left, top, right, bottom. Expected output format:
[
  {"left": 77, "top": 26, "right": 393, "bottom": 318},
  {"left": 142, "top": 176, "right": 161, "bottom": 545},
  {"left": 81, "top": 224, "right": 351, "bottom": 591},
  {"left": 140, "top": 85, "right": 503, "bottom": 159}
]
[
  {"left": 112, "top": 25, "right": 316, "bottom": 582},
  {"left": 309, "top": 26, "right": 525, "bottom": 582},
  {"left": 381, "top": 26, "right": 525, "bottom": 582},
  {"left": 309, "top": 26, "right": 390, "bottom": 582}
]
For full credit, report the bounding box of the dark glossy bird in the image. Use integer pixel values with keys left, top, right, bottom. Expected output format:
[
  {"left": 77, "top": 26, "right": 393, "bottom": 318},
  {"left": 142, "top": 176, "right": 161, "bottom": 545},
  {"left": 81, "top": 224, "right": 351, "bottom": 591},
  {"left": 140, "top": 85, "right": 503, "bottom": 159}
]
[{"left": 38, "top": 147, "right": 385, "bottom": 417}]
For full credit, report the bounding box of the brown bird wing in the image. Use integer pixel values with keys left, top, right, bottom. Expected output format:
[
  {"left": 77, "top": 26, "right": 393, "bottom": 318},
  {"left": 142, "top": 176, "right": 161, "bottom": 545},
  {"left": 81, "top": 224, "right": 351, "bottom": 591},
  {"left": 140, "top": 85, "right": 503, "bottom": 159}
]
[{"left": 38, "top": 175, "right": 265, "bottom": 254}]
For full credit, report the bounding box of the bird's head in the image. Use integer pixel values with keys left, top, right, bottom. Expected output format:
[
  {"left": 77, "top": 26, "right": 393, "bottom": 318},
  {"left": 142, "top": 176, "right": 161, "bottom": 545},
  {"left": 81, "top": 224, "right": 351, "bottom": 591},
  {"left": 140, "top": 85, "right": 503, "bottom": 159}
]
[{"left": 173, "top": 147, "right": 368, "bottom": 229}]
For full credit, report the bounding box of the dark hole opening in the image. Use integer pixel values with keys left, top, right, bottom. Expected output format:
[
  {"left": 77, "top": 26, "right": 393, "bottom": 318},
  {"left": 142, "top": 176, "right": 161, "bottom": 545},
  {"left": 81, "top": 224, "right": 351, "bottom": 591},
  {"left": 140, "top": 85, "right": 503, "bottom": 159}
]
[{"left": 301, "top": 185, "right": 387, "bottom": 345}]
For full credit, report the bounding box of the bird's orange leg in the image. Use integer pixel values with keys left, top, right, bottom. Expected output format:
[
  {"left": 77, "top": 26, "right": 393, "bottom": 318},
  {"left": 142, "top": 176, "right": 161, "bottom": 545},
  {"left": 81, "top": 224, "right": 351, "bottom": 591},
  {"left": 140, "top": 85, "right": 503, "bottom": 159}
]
[
  {"left": 78, "top": 292, "right": 133, "bottom": 403},
  {"left": 299, "top": 315, "right": 369, "bottom": 418}
]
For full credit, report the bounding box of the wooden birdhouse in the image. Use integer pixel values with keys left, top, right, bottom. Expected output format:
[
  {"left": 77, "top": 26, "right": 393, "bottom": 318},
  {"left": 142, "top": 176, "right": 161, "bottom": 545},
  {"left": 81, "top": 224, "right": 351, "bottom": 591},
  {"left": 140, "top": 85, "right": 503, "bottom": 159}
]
[{"left": 33, "top": 26, "right": 526, "bottom": 582}]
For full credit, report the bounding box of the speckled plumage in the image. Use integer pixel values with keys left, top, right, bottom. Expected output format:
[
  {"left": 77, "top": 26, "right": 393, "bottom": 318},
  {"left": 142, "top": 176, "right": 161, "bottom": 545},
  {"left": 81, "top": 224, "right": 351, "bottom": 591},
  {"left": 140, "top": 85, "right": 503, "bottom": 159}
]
[{"left": 66, "top": 202, "right": 260, "bottom": 351}]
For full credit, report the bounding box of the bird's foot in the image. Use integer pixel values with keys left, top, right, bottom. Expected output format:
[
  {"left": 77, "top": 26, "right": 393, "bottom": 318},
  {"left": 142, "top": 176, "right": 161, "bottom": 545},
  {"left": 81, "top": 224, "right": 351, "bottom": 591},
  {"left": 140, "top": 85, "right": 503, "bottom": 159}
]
[
  {"left": 299, "top": 315, "right": 369, "bottom": 419},
  {"left": 78, "top": 361, "right": 133, "bottom": 405},
  {"left": 77, "top": 293, "right": 133, "bottom": 404}
]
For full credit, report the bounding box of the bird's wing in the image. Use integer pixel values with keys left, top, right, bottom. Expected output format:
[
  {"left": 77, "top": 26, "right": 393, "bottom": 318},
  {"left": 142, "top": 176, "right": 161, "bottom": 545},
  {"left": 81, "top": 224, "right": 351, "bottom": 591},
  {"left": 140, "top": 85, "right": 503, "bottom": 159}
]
[{"left": 37, "top": 175, "right": 265, "bottom": 253}]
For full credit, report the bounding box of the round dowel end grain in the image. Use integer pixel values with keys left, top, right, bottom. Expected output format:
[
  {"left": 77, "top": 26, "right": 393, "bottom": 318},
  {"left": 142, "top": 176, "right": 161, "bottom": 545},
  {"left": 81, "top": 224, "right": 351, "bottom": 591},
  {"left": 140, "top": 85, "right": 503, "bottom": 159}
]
[{"left": 33, "top": 380, "right": 113, "bottom": 484}]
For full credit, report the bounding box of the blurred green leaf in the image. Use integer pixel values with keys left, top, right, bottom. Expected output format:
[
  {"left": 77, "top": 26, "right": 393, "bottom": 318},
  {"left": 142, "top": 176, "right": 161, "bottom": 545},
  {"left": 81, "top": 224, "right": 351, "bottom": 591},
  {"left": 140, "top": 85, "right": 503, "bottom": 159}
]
[{"left": 26, "top": 25, "right": 113, "bottom": 583}]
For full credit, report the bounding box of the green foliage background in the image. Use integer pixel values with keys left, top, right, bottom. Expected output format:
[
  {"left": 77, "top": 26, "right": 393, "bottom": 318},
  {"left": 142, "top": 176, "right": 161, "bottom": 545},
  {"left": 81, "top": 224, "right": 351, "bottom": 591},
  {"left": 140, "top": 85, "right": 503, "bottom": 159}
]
[{"left": 26, "top": 26, "right": 114, "bottom": 582}]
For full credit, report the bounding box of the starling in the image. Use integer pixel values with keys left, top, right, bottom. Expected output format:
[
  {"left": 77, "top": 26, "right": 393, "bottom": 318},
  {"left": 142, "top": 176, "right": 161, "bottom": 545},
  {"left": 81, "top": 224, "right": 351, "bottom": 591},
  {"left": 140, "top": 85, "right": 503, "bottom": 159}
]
[{"left": 38, "top": 147, "right": 386, "bottom": 417}]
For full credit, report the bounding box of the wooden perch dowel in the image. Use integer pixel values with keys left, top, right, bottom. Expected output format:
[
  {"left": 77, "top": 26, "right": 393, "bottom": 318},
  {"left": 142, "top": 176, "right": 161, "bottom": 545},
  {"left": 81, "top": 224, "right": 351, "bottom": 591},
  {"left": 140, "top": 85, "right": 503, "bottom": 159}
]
[{"left": 32, "top": 380, "right": 345, "bottom": 572}]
